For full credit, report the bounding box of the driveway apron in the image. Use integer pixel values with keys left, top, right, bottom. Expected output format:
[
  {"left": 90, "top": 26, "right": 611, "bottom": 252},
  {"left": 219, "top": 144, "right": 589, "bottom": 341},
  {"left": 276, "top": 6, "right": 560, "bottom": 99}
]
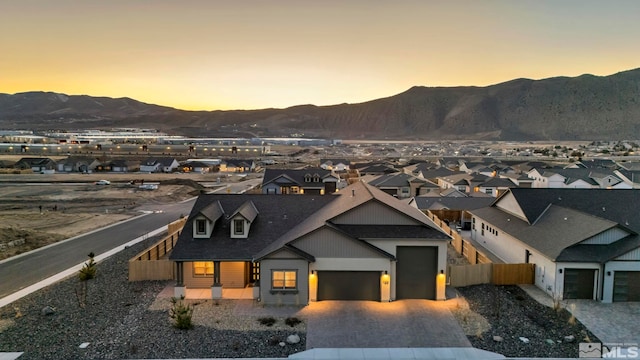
[{"left": 299, "top": 299, "right": 471, "bottom": 349}]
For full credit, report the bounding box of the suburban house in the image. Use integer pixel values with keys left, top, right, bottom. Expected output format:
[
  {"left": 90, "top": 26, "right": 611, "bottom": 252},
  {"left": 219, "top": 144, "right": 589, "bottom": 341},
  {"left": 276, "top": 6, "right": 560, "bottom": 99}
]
[
  {"left": 319, "top": 158, "right": 350, "bottom": 171},
  {"left": 354, "top": 161, "right": 399, "bottom": 176},
  {"left": 140, "top": 157, "right": 180, "bottom": 173},
  {"left": 261, "top": 168, "right": 341, "bottom": 195},
  {"left": 55, "top": 156, "right": 101, "bottom": 173},
  {"left": 220, "top": 159, "right": 255, "bottom": 173},
  {"left": 14, "top": 157, "right": 56, "bottom": 172},
  {"left": 367, "top": 173, "right": 435, "bottom": 198},
  {"left": 169, "top": 181, "right": 450, "bottom": 305},
  {"left": 528, "top": 168, "right": 631, "bottom": 189},
  {"left": 96, "top": 159, "right": 138, "bottom": 173},
  {"left": 181, "top": 161, "right": 214, "bottom": 174},
  {"left": 410, "top": 196, "right": 495, "bottom": 230},
  {"left": 468, "top": 188, "right": 640, "bottom": 302}
]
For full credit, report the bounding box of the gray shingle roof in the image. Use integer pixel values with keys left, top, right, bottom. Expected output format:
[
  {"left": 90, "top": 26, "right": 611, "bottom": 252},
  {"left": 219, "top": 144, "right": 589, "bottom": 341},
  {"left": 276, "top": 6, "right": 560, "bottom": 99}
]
[
  {"left": 262, "top": 168, "right": 333, "bottom": 187},
  {"left": 412, "top": 197, "right": 495, "bottom": 211},
  {"left": 169, "top": 194, "right": 336, "bottom": 261},
  {"left": 198, "top": 200, "right": 224, "bottom": 222},
  {"left": 231, "top": 200, "right": 259, "bottom": 223}
]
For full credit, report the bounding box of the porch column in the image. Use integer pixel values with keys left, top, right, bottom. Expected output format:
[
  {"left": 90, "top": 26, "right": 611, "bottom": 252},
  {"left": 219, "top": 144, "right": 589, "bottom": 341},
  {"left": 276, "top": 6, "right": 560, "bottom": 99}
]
[
  {"left": 174, "top": 261, "right": 186, "bottom": 298},
  {"left": 212, "top": 261, "right": 222, "bottom": 299}
]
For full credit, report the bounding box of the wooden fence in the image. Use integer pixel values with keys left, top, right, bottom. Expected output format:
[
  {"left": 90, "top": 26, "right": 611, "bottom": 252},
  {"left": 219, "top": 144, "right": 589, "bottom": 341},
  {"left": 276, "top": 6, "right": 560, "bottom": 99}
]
[
  {"left": 426, "top": 210, "right": 491, "bottom": 265},
  {"left": 128, "top": 218, "right": 186, "bottom": 281},
  {"left": 449, "top": 263, "right": 535, "bottom": 287}
]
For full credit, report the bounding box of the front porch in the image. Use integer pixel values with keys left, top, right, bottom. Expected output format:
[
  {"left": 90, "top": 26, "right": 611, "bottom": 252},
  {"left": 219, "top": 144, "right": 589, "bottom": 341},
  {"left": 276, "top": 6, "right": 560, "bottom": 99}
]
[{"left": 159, "top": 284, "right": 256, "bottom": 300}]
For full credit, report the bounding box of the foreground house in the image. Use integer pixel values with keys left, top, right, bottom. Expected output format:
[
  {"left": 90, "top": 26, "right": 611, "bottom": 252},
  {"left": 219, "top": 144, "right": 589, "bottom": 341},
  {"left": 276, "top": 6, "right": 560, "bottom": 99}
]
[
  {"left": 14, "top": 157, "right": 56, "bottom": 172},
  {"left": 169, "top": 181, "right": 449, "bottom": 304},
  {"left": 469, "top": 188, "right": 640, "bottom": 302}
]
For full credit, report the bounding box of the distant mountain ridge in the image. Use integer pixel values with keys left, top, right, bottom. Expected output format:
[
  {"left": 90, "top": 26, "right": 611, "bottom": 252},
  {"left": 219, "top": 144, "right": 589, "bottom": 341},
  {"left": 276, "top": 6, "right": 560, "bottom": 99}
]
[{"left": 2, "top": 68, "right": 640, "bottom": 140}]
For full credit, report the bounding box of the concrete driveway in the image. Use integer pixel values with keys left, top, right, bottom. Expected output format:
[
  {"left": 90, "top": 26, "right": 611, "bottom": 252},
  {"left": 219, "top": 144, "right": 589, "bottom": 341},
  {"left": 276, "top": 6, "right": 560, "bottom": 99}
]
[{"left": 298, "top": 300, "right": 471, "bottom": 349}]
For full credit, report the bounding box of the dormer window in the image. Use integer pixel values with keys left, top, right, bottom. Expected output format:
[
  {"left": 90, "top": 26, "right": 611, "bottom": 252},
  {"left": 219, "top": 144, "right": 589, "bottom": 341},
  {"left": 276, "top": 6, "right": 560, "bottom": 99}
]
[
  {"left": 195, "top": 219, "right": 207, "bottom": 235},
  {"left": 304, "top": 174, "right": 311, "bottom": 182},
  {"left": 313, "top": 174, "right": 320, "bottom": 182},
  {"left": 233, "top": 219, "right": 244, "bottom": 235}
]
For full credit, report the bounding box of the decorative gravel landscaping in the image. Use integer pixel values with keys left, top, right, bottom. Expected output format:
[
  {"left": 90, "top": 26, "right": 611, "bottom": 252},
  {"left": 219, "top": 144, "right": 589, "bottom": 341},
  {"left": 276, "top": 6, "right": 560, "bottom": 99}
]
[
  {"left": 0, "top": 237, "right": 305, "bottom": 359},
  {"left": 452, "top": 284, "right": 601, "bottom": 358}
]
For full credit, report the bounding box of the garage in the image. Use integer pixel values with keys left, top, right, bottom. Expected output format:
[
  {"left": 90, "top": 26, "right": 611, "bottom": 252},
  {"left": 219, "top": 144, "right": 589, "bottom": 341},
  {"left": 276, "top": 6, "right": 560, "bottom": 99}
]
[
  {"left": 613, "top": 271, "right": 640, "bottom": 302},
  {"left": 563, "top": 268, "right": 596, "bottom": 299},
  {"left": 396, "top": 246, "right": 437, "bottom": 299},
  {"left": 317, "top": 271, "right": 380, "bottom": 301},
  {"left": 304, "top": 188, "right": 322, "bottom": 195}
]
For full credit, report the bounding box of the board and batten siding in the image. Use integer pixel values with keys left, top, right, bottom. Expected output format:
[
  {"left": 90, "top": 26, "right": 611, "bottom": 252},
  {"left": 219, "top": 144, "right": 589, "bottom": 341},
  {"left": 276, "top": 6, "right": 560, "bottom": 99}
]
[
  {"left": 259, "top": 258, "right": 309, "bottom": 305},
  {"left": 268, "top": 248, "right": 303, "bottom": 259},
  {"left": 580, "top": 227, "right": 630, "bottom": 245},
  {"left": 220, "top": 262, "right": 246, "bottom": 288},
  {"left": 331, "top": 201, "right": 420, "bottom": 225},
  {"left": 292, "top": 228, "right": 387, "bottom": 258},
  {"left": 614, "top": 247, "right": 640, "bottom": 261}
]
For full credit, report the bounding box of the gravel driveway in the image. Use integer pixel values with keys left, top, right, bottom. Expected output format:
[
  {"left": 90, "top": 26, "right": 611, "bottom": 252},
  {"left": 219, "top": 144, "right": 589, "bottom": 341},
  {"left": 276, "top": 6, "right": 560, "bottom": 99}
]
[{"left": 299, "top": 299, "right": 471, "bottom": 349}]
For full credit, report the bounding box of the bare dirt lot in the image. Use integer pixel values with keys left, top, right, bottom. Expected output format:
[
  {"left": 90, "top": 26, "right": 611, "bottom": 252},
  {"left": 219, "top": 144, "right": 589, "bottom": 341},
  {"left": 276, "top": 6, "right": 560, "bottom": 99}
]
[{"left": 0, "top": 173, "right": 206, "bottom": 260}]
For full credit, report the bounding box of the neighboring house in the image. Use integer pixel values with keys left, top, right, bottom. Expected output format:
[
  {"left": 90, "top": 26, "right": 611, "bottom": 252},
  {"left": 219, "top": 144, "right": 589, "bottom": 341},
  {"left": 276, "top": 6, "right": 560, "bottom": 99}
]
[
  {"left": 320, "top": 158, "right": 350, "bottom": 171},
  {"left": 220, "top": 159, "right": 255, "bottom": 173},
  {"left": 261, "top": 168, "right": 340, "bottom": 195},
  {"left": 367, "top": 173, "right": 431, "bottom": 198},
  {"left": 437, "top": 173, "right": 489, "bottom": 193},
  {"left": 528, "top": 168, "right": 630, "bottom": 189},
  {"left": 14, "top": 157, "right": 56, "bottom": 172},
  {"left": 97, "top": 159, "right": 138, "bottom": 173},
  {"left": 476, "top": 177, "right": 517, "bottom": 197},
  {"left": 182, "top": 161, "right": 214, "bottom": 174},
  {"left": 140, "top": 157, "right": 180, "bottom": 173},
  {"left": 56, "top": 156, "right": 101, "bottom": 173},
  {"left": 169, "top": 181, "right": 450, "bottom": 305},
  {"left": 354, "top": 162, "right": 398, "bottom": 176},
  {"left": 469, "top": 188, "right": 640, "bottom": 303},
  {"left": 410, "top": 196, "right": 495, "bottom": 230}
]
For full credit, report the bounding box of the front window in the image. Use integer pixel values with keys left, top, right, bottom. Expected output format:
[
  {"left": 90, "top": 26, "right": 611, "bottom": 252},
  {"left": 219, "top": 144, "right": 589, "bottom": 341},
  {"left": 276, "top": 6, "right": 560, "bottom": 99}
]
[
  {"left": 234, "top": 219, "right": 244, "bottom": 235},
  {"left": 272, "top": 270, "right": 297, "bottom": 290},
  {"left": 195, "top": 219, "right": 206, "bottom": 235},
  {"left": 193, "top": 261, "right": 213, "bottom": 277}
]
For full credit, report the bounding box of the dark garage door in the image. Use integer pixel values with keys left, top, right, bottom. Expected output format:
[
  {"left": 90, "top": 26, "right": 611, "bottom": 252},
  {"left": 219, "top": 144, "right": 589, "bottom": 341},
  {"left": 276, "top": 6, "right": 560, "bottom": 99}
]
[
  {"left": 305, "top": 188, "right": 321, "bottom": 195},
  {"left": 613, "top": 271, "right": 640, "bottom": 302},
  {"left": 563, "top": 269, "right": 596, "bottom": 299},
  {"left": 317, "top": 271, "right": 380, "bottom": 301},
  {"left": 396, "top": 246, "right": 437, "bottom": 299}
]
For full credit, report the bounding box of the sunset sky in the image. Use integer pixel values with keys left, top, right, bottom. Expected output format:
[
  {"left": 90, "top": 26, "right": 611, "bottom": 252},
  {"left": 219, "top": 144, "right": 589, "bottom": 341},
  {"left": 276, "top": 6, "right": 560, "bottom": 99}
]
[{"left": 2, "top": 1, "right": 639, "bottom": 110}]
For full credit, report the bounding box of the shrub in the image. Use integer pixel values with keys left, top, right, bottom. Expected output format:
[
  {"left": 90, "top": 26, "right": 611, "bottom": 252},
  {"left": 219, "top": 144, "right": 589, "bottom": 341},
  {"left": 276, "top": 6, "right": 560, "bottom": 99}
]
[
  {"left": 169, "top": 297, "right": 194, "bottom": 330},
  {"left": 78, "top": 252, "right": 97, "bottom": 281},
  {"left": 285, "top": 317, "right": 302, "bottom": 327},
  {"left": 258, "top": 316, "right": 276, "bottom": 326}
]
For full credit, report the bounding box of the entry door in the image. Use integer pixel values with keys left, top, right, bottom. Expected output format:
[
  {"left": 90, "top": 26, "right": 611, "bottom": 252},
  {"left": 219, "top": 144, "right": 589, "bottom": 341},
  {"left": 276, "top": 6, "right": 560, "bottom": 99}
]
[
  {"left": 563, "top": 269, "right": 596, "bottom": 299},
  {"left": 396, "top": 246, "right": 437, "bottom": 299}
]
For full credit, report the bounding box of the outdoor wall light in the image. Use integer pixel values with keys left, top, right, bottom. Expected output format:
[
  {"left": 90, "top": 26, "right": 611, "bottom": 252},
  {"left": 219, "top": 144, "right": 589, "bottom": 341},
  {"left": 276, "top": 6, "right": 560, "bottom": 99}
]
[
  {"left": 559, "top": 269, "right": 563, "bottom": 274},
  {"left": 384, "top": 270, "right": 388, "bottom": 275},
  {"left": 311, "top": 270, "right": 315, "bottom": 275},
  {"left": 440, "top": 269, "right": 444, "bottom": 274},
  {"left": 607, "top": 271, "right": 612, "bottom": 276}
]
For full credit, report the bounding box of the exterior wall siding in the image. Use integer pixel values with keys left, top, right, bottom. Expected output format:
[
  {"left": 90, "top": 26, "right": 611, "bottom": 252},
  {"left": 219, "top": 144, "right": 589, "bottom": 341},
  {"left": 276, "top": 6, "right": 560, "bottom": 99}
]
[
  {"left": 292, "top": 228, "right": 386, "bottom": 258},
  {"left": 267, "top": 249, "right": 303, "bottom": 259},
  {"left": 220, "top": 262, "right": 246, "bottom": 288},
  {"left": 614, "top": 247, "right": 640, "bottom": 261},
  {"left": 262, "top": 183, "right": 282, "bottom": 194},
  {"left": 259, "top": 259, "right": 309, "bottom": 305},
  {"left": 581, "top": 227, "right": 629, "bottom": 245},
  {"left": 332, "top": 201, "right": 420, "bottom": 225},
  {"left": 494, "top": 192, "right": 528, "bottom": 221}
]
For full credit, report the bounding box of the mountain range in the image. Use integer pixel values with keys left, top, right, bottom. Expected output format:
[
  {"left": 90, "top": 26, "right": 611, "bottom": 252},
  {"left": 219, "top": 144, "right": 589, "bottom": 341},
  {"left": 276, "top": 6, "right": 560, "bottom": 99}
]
[{"left": 2, "top": 68, "right": 640, "bottom": 140}]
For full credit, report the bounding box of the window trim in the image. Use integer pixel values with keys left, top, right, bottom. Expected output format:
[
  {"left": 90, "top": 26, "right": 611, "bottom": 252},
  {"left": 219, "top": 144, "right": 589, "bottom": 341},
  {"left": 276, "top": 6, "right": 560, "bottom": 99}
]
[
  {"left": 233, "top": 219, "right": 244, "bottom": 235},
  {"left": 271, "top": 269, "right": 298, "bottom": 291},
  {"left": 192, "top": 261, "right": 214, "bottom": 277},
  {"left": 195, "top": 219, "right": 207, "bottom": 235}
]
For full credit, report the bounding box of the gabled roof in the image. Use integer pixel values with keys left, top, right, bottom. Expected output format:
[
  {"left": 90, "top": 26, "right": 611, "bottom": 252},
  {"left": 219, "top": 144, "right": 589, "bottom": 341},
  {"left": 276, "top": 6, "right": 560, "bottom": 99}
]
[
  {"left": 170, "top": 194, "right": 337, "bottom": 261},
  {"left": 262, "top": 168, "right": 333, "bottom": 187},
  {"left": 504, "top": 188, "right": 640, "bottom": 232},
  {"left": 254, "top": 181, "right": 447, "bottom": 260},
  {"left": 320, "top": 158, "right": 350, "bottom": 165},
  {"left": 368, "top": 173, "right": 424, "bottom": 187},
  {"left": 15, "top": 157, "right": 56, "bottom": 166},
  {"left": 480, "top": 177, "right": 517, "bottom": 188},
  {"left": 230, "top": 200, "right": 259, "bottom": 223},
  {"left": 142, "top": 157, "right": 178, "bottom": 167},
  {"left": 198, "top": 200, "right": 224, "bottom": 222},
  {"left": 472, "top": 204, "right": 620, "bottom": 260}
]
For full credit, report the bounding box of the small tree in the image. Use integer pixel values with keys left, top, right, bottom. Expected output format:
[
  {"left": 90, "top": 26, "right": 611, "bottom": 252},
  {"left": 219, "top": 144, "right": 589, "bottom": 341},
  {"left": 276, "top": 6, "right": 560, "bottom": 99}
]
[
  {"left": 78, "top": 252, "right": 97, "bottom": 281},
  {"left": 169, "top": 297, "right": 193, "bottom": 330}
]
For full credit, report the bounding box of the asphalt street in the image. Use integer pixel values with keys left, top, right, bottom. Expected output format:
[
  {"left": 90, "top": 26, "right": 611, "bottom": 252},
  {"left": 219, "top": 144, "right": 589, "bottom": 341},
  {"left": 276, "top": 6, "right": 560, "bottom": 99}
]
[{"left": 0, "top": 198, "right": 196, "bottom": 300}]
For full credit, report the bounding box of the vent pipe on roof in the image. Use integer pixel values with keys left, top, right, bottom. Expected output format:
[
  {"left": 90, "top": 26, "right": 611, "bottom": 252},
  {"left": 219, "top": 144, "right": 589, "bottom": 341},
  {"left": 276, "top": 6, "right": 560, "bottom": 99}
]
[
  {"left": 283, "top": 214, "right": 288, "bottom": 220},
  {"left": 352, "top": 189, "right": 355, "bottom": 197}
]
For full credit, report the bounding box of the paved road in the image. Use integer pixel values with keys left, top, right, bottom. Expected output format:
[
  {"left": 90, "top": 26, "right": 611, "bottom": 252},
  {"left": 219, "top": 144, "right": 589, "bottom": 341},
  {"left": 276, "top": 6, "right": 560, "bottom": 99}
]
[{"left": 0, "top": 198, "right": 196, "bottom": 300}]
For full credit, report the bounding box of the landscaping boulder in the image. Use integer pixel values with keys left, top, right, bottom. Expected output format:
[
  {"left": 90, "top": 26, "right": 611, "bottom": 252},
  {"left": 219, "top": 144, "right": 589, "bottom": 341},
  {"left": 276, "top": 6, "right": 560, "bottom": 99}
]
[
  {"left": 287, "top": 334, "right": 300, "bottom": 344},
  {"left": 41, "top": 306, "right": 56, "bottom": 316}
]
